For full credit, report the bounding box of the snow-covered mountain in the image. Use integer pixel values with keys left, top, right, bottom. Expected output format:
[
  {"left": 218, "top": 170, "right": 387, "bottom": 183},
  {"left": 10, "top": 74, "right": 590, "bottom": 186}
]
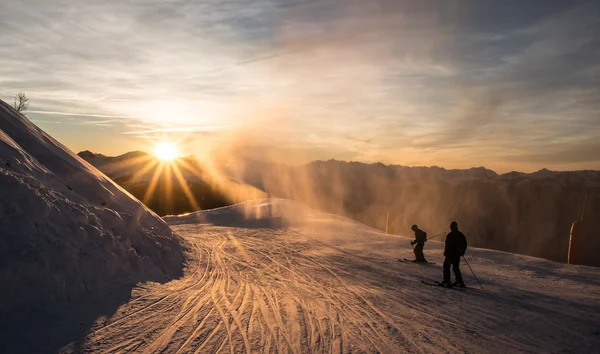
[{"left": 0, "top": 99, "right": 184, "bottom": 313}]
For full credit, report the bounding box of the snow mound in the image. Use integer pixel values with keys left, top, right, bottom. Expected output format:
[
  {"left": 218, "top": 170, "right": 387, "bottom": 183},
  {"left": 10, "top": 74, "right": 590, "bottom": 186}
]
[
  {"left": 0, "top": 100, "right": 184, "bottom": 312},
  {"left": 164, "top": 198, "right": 316, "bottom": 228}
]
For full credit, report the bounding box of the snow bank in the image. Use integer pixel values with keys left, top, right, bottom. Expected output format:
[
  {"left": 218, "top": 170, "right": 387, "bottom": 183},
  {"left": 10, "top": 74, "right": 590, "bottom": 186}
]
[
  {"left": 163, "top": 198, "right": 316, "bottom": 227},
  {"left": 0, "top": 100, "right": 184, "bottom": 311}
]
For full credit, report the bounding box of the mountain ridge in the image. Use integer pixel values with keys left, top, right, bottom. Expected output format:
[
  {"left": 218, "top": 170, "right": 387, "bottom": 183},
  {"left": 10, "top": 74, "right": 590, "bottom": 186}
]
[{"left": 81, "top": 151, "right": 600, "bottom": 181}]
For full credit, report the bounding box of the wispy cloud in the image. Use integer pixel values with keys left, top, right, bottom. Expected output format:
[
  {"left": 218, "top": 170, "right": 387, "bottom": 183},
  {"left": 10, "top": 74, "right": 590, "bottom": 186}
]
[
  {"left": 75, "top": 119, "right": 116, "bottom": 126},
  {"left": 123, "top": 126, "right": 229, "bottom": 135},
  {"left": 28, "top": 110, "right": 137, "bottom": 119},
  {"left": 30, "top": 119, "right": 63, "bottom": 124}
]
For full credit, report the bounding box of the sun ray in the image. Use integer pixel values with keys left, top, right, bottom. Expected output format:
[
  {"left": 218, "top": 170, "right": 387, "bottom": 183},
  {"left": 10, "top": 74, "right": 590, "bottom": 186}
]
[
  {"left": 189, "top": 155, "right": 266, "bottom": 204},
  {"left": 131, "top": 159, "right": 160, "bottom": 181},
  {"left": 164, "top": 163, "right": 174, "bottom": 214},
  {"left": 177, "top": 159, "right": 206, "bottom": 180},
  {"left": 143, "top": 162, "right": 165, "bottom": 205},
  {"left": 171, "top": 161, "right": 201, "bottom": 211},
  {"left": 116, "top": 155, "right": 154, "bottom": 169},
  {"left": 184, "top": 156, "right": 233, "bottom": 196},
  {"left": 110, "top": 155, "right": 155, "bottom": 176},
  {"left": 178, "top": 158, "right": 228, "bottom": 199}
]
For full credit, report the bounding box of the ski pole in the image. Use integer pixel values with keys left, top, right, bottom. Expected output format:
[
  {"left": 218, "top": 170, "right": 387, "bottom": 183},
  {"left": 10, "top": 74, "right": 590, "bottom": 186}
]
[
  {"left": 411, "top": 232, "right": 445, "bottom": 248},
  {"left": 428, "top": 232, "right": 446, "bottom": 240},
  {"left": 462, "top": 256, "right": 483, "bottom": 289}
]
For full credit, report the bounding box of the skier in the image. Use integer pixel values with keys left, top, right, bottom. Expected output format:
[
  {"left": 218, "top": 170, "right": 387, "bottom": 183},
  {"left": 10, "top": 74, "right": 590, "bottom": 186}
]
[
  {"left": 441, "top": 221, "right": 468, "bottom": 287},
  {"left": 410, "top": 224, "right": 428, "bottom": 263}
]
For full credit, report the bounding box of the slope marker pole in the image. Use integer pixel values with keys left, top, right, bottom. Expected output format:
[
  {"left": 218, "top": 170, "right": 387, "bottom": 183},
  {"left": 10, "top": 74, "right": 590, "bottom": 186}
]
[{"left": 386, "top": 212, "right": 389, "bottom": 234}]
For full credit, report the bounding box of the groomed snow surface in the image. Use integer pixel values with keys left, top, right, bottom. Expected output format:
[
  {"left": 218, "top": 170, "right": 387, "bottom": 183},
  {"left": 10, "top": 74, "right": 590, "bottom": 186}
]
[{"left": 59, "top": 199, "right": 598, "bottom": 353}]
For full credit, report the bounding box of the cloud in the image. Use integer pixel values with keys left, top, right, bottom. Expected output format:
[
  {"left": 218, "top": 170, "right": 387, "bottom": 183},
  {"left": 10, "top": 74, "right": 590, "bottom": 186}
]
[
  {"left": 506, "top": 140, "right": 600, "bottom": 165},
  {"left": 74, "top": 119, "right": 116, "bottom": 126},
  {"left": 27, "top": 111, "right": 136, "bottom": 119},
  {"left": 1, "top": 0, "right": 598, "bottom": 171},
  {"left": 122, "top": 126, "right": 228, "bottom": 135},
  {"left": 30, "top": 119, "right": 62, "bottom": 124}
]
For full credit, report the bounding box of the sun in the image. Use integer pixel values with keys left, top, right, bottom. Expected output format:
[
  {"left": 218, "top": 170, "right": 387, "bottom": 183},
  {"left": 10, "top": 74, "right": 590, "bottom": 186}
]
[{"left": 153, "top": 142, "right": 179, "bottom": 161}]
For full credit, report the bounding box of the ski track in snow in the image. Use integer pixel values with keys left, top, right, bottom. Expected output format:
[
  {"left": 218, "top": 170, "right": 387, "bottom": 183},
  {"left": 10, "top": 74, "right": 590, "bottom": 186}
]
[{"left": 71, "top": 201, "right": 600, "bottom": 354}]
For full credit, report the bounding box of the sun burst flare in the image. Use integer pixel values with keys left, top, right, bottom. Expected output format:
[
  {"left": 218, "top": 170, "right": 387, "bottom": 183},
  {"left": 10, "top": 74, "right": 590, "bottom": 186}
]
[{"left": 153, "top": 142, "right": 179, "bottom": 161}]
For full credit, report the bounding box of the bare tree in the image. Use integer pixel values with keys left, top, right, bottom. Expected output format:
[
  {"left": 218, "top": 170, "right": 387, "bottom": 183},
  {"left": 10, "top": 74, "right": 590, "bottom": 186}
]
[{"left": 14, "top": 91, "right": 29, "bottom": 114}]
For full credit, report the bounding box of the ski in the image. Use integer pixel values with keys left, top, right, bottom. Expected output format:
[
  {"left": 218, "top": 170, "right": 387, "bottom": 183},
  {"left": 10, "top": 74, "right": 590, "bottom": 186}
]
[
  {"left": 398, "top": 258, "right": 436, "bottom": 265},
  {"left": 421, "top": 280, "right": 469, "bottom": 289}
]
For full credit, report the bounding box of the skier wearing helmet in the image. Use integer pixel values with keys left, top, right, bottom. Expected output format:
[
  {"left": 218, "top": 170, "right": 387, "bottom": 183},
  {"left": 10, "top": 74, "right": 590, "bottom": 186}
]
[{"left": 441, "top": 221, "right": 468, "bottom": 287}]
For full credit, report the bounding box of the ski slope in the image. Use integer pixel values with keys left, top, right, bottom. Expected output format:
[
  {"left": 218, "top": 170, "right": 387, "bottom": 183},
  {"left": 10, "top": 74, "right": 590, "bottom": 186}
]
[{"left": 75, "top": 199, "right": 600, "bottom": 353}]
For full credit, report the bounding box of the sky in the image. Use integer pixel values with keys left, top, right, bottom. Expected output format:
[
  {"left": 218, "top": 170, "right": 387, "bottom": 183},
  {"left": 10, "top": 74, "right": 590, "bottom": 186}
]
[{"left": 1, "top": 0, "right": 599, "bottom": 173}]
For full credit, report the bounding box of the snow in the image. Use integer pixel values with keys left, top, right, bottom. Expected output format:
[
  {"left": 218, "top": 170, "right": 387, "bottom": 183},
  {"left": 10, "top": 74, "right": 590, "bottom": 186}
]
[
  {"left": 0, "top": 99, "right": 184, "bottom": 313},
  {"left": 74, "top": 199, "right": 600, "bottom": 353}
]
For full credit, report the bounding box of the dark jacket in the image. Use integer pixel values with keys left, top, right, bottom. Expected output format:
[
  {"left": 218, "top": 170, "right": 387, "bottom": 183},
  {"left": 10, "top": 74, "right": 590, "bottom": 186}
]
[
  {"left": 444, "top": 231, "right": 467, "bottom": 257},
  {"left": 414, "top": 229, "right": 427, "bottom": 244}
]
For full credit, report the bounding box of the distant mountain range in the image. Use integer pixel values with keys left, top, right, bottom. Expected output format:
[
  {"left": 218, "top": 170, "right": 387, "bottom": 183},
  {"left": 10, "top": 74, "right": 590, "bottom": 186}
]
[{"left": 237, "top": 158, "right": 600, "bottom": 266}]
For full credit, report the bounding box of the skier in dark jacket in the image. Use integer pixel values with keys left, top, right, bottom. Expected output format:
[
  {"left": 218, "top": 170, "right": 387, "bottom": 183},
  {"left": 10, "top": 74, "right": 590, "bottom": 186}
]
[
  {"left": 410, "top": 224, "right": 428, "bottom": 263},
  {"left": 442, "top": 221, "right": 467, "bottom": 287}
]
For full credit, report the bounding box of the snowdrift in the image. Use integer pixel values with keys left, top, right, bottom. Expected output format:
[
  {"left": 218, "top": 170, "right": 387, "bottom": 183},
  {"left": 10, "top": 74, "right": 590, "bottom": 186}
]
[{"left": 0, "top": 100, "right": 184, "bottom": 312}]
